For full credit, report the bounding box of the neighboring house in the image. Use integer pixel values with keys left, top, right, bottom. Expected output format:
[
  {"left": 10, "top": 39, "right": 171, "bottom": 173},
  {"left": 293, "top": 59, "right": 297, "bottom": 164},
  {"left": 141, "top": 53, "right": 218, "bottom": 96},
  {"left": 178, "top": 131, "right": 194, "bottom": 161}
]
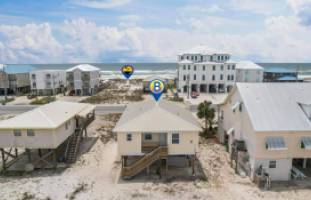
[
  {"left": 218, "top": 83, "right": 311, "bottom": 181},
  {"left": 30, "top": 70, "right": 66, "bottom": 96},
  {"left": 177, "top": 46, "right": 235, "bottom": 93},
  {"left": 0, "top": 101, "right": 95, "bottom": 171},
  {"left": 113, "top": 100, "right": 201, "bottom": 179},
  {"left": 235, "top": 61, "right": 264, "bottom": 82},
  {"left": 66, "top": 64, "right": 100, "bottom": 96},
  {"left": 263, "top": 68, "right": 299, "bottom": 82},
  {"left": 0, "top": 64, "right": 33, "bottom": 95}
]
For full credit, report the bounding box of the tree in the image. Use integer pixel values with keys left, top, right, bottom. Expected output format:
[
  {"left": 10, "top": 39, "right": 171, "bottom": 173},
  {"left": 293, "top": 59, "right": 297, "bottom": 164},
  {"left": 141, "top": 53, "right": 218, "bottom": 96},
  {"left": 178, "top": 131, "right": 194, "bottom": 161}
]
[{"left": 197, "top": 101, "right": 215, "bottom": 135}]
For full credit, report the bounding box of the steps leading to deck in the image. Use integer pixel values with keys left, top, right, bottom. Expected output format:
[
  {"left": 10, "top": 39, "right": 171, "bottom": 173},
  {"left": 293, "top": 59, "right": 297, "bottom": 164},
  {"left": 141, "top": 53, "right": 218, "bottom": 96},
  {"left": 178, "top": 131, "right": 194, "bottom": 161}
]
[{"left": 122, "top": 146, "right": 168, "bottom": 179}]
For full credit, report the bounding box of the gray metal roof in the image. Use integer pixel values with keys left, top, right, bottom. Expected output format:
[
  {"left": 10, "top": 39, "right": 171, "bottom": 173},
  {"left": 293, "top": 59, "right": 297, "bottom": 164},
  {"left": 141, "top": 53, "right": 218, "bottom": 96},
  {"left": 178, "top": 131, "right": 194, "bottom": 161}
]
[
  {"left": 113, "top": 100, "right": 202, "bottom": 133},
  {"left": 237, "top": 83, "right": 311, "bottom": 132}
]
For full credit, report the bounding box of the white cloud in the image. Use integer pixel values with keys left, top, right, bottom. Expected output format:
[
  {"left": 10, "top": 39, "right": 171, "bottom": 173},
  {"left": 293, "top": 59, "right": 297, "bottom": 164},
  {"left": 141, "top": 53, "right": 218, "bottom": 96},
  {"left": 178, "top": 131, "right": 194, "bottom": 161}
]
[
  {"left": 1, "top": 16, "right": 311, "bottom": 63},
  {"left": 287, "top": 0, "right": 311, "bottom": 25},
  {"left": 72, "top": 0, "right": 132, "bottom": 9},
  {"left": 180, "top": 4, "right": 224, "bottom": 14}
]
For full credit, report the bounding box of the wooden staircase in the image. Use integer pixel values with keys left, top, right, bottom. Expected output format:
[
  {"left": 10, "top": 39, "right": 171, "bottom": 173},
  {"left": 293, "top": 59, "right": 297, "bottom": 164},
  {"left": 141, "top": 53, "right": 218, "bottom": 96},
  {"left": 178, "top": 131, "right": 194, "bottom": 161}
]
[
  {"left": 122, "top": 146, "right": 168, "bottom": 179},
  {"left": 65, "top": 128, "right": 83, "bottom": 163}
]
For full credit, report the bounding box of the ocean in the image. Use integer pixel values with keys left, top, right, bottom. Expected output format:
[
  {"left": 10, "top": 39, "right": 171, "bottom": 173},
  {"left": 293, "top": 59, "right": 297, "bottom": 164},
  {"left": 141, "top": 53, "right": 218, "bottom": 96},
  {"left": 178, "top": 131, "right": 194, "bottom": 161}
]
[{"left": 6, "top": 63, "right": 311, "bottom": 79}]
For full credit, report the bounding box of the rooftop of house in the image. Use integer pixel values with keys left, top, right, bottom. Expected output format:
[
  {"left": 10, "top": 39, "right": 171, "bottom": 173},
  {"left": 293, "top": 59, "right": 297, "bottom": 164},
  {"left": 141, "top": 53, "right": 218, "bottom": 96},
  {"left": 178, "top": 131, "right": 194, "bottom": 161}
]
[
  {"left": 67, "top": 64, "right": 100, "bottom": 72},
  {"left": 236, "top": 61, "right": 264, "bottom": 70},
  {"left": 113, "top": 100, "right": 202, "bottom": 133},
  {"left": 231, "top": 83, "right": 311, "bottom": 132},
  {"left": 0, "top": 101, "right": 95, "bottom": 129}
]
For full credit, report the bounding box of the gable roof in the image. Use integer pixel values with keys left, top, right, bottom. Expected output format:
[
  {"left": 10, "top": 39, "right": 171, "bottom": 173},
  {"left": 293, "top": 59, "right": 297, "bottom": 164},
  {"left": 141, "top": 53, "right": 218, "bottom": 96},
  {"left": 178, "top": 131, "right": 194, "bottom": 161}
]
[
  {"left": 113, "top": 100, "right": 201, "bottom": 133},
  {"left": 67, "top": 64, "right": 100, "bottom": 72},
  {"left": 0, "top": 101, "right": 95, "bottom": 129},
  {"left": 236, "top": 61, "right": 263, "bottom": 70},
  {"left": 235, "top": 83, "right": 311, "bottom": 132}
]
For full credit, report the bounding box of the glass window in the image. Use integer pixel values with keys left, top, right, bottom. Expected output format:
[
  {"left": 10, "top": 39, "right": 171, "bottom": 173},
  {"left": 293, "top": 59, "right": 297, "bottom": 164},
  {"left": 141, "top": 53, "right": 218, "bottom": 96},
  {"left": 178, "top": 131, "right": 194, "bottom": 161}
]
[
  {"left": 269, "top": 160, "right": 276, "bottom": 168},
  {"left": 27, "top": 129, "right": 35, "bottom": 136},
  {"left": 194, "top": 65, "right": 196, "bottom": 71},
  {"left": 172, "top": 133, "right": 179, "bottom": 144},
  {"left": 187, "top": 56, "right": 189, "bottom": 60},
  {"left": 212, "top": 75, "right": 215, "bottom": 81},
  {"left": 227, "top": 65, "right": 230, "bottom": 70},
  {"left": 195, "top": 56, "right": 197, "bottom": 60},
  {"left": 213, "top": 65, "right": 216, "bottom": 71},
  {"left": 231, "top": 75, "right": 234, "bottom": 81},
  {"left": 202, "top": 75, "right": 205, "bottom": 81},
  {"left": 188, "top": 65, "right": 191, "bottom": 70},
  {"left": 13, "top": 130, "right": 21, "bottom": 137},
  {"left": 227, "top": 75, "right": 230, "bottom": 81},
  {"left": 221, "top": 65, "right": 224, "bottom": 70},
  {"left": 201, "top": 56, "right": 203, "bottom": 61},
  {"left": 126, "top": 133, "right": 132, "bottom": 141},
  {"left": 193, "top": 74, "right": 196, "bottom": 80},
  {"left": 220, "top": 74, "right": 223, "bottom": 80},
  {"left": 232, "top": 65, "right": 235, "bottom": 70},
  {"left": 181, "top": 56, "right": 184, "bottom": 60},
  {"left": 183, "top": 75, "right": 186, "bottom": 81},
  {"left": 144, "top": 133, "right": 152, "bottom": 140},
  {"left": 183, "top": 65, "right": 186, "bottom": 70},
  {"left": 203, "top": 65, "right": 205, "bottom": 71}
]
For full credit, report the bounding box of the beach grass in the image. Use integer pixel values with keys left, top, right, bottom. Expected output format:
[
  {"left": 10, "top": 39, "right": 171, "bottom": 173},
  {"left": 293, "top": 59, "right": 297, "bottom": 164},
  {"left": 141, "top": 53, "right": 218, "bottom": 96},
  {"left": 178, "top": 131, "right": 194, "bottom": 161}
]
[{"left": 30, "top": 96, "right": 56, "bottom": 105}]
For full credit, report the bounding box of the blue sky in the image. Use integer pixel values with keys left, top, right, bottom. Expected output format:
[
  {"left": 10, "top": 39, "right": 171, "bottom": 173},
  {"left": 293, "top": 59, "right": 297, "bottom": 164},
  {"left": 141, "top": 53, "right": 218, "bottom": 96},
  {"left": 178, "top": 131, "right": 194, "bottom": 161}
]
[{"left": 0, "top": 0, "right": 311, "bottom": 63}]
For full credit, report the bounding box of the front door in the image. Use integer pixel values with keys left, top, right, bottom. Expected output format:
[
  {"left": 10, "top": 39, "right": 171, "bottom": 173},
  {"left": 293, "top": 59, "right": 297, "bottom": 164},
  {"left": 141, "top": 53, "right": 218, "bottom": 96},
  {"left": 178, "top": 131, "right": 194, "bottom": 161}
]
[{"left": 159, "top": 133, "right": 167, "bottom": 146}]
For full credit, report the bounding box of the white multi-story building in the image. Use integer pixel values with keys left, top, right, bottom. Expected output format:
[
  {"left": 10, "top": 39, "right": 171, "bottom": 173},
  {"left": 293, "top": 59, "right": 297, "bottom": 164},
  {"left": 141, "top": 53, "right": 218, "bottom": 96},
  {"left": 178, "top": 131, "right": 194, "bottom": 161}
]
[
  {"left": 30, "top": 70, "right": 66, "bottom": 95},
  {"left": 177, "top": 47, "right": 236, "bottom": 93},
  {"left": 177, "top": 47, "right": 264, "bottom": 94},
  {"left": 66, "top": 64, "right": 100, "bottom": 96},
  {"left": 235, "top": 61, "right": 264, "bottom": 82}
]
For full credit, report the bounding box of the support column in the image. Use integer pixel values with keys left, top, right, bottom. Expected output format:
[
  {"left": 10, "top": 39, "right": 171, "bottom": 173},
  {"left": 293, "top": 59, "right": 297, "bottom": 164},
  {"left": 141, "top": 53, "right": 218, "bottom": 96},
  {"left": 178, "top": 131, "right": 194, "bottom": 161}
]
[
  {"left": 1, "top": 148, "right": 6, "bottom": 171},
  {"left": 15, "top": 148, "right": 18, "bottom": 157},
  {"left": 38, "top": 149, "right": 42, "bottom": 157},
  {"left": 26, "top": 149, "right": 32, "bottom": 163},
  {"left": 191, "top": 156, "right": 195, "bottom": 175},
  {"left": 303, "top": 158, "right": 307, "bottom": 169}
]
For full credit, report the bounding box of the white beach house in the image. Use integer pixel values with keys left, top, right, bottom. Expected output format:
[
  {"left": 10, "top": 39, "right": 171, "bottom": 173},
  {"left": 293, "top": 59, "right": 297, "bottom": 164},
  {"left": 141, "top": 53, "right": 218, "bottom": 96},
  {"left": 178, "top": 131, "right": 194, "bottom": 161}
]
[
  {"left": 0, "top": 101, "right": 95, "bottom": 171},
  {"left": 30, "top": 70, "right": 66, "bottom": 95},
  {"left": 235, "top": 61, "right": 264, "bottom": 82},
  {"left": 66, "top": 64, "right": 100, "bottom": 96},
  {"left": 218, "top": 83, "right": 311, "bottom": 181},
  {"left": 177, "top": 46, "right": 235, "bottom": 93},
  {"left": 113, "top": 100, "right": 201, "bottom": 179},
  {"left": 177, "top": 46, "right": 264, "bottom": 94}
]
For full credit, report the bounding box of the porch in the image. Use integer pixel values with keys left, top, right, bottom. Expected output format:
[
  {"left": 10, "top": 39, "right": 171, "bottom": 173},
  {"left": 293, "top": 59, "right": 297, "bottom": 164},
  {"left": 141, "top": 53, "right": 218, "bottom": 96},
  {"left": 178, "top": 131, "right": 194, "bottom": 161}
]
[{"left": 141, "top": 133, "right": 168, "bottom": 153}]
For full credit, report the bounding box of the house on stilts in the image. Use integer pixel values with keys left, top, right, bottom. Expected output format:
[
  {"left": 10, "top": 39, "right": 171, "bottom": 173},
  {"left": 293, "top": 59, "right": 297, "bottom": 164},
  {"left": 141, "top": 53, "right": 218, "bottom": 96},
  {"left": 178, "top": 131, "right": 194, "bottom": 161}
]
[
  {"left": 0, "top": 101, "right": 95, "bottom": 172},
  {"left": 113, "top": 100, "right": 201, "bottom": 179}
]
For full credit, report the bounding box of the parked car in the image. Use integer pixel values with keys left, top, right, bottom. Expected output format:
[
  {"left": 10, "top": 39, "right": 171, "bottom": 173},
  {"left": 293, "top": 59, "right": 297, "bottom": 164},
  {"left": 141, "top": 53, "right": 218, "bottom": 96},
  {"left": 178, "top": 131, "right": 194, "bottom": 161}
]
[{"left": 191, "top": 91, "right": 199, "bottom": 98}]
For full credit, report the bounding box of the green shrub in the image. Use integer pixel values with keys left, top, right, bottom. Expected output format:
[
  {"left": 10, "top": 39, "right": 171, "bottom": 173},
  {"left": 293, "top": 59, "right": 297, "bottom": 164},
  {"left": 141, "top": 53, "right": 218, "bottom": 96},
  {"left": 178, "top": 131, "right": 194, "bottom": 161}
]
[{"left": 30, "top": 96, "right": 56, "bottom": 105}]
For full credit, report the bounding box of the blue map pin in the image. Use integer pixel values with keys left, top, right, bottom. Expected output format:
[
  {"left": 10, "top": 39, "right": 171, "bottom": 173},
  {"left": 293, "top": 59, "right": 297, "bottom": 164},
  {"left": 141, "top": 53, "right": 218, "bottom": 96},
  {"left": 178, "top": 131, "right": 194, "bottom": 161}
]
[
  {"left": 149, "top": 79, "right": 165, "bottom": 101},
  {"left": 121, "top": 65, "right": 134, "bottom": 79}
]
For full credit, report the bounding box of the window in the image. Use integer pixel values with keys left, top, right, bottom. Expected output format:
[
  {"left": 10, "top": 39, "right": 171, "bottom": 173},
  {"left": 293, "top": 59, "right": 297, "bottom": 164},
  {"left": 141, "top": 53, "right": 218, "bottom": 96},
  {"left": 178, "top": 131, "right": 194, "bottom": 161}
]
[
  {"left": 227, "top": 75, "right": 230, "bottom": 81},
  {"left": 187, "top": 56, "right": 189, "bottom": 60},
  {"left": 213, "top": 65, "right": 216, "bottom": 71},
  {"left": 221, "top": 65, "right": 224, "bottom": 70},
  {"left": 202, "top": 75, "right": 205, "bottom": 81},
  {"left": 231, "top": 75, "right": 234, "bottom": 81},
  {"left": 126, "top": 133, "right": 132, "bottom": 141},
  {"left": 202, "top": 65, "right": 205, "bottom": 71},
  {"left": 193, "top": 74, "right": 196, "bottom": 80},
  {"left": 194, "top": 56, "right": 197, "bottom": 60},
  {"left": 220, "top": 74, "right": 223, "bottom": 80},
  {"left": 144, "top": 133, "right": 152, "bottom": 140},
  {"left": 227, "top": 65, "right": 230, "bottom": 70},
  {"left": 212, "top": 75, "right": 215, "bottom": 81},
  {"left": 27, "top": 129, "right": 35, "bottom": 136},
  {"left": 194, "top": 65, "right": 196, "bottom": 71},
  {"left": 201, "top": 56, "right": 203, "bottom": 61},
  {"left": 221, "top": 55, "right": 224, "bottom": 60},
  {"left": 181, "top": 56, "right": 184, "bottom": 60},
  {"left": 191, "top": 56, "right": 194, "bottom": 60},
  {"left": 13, "top": 130, "right": 21, "bottom": 137},
  {"left": 183, "top": 75, "right": 186, "bottom": 81},
  {"left": 269, "top": 160, "right": 276, "bottom": 168},
  {"left": 172, "top": 133, "right": 179, "bottom": 144},
  {"left": 188, "top": 65, "right": 191, "bottom": 70},
  {"left": 232, "top": 65, "right": 235, "bottom": 70},
  {"left": 218, "top": 56, "right": 220, "bottom": 60},
  {"left": 183, "top": 65, "right": 186, "bottom": 70}
]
